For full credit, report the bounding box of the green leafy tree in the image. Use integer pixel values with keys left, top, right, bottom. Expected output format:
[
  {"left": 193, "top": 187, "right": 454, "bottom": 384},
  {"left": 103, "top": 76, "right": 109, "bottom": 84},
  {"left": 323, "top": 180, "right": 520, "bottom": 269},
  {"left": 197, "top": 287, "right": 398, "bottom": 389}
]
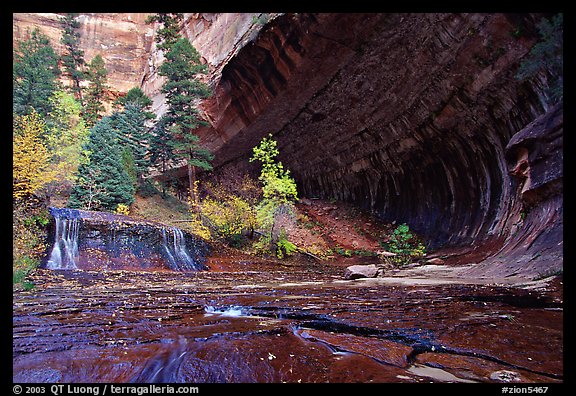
[
  {"left": 250, "top": 134, "right": 298, "bottom": 255},
  {"left": 83, "top": 54, "right": 108, "bottom": 127},
  {"left": 60, "top": 13, "right": 85, "bottom": 103},
  {"left": 68, "top": 116, "right": 135, "bottom": 211},
  {"left": 250, "top": 134, "right": 298, "bottom": 204},
  {"left": 13, "top": 28, "right": 61, "bottom": 116},
  {"left": 516, "top": 13, "right": 563, "bottom": 104},
  {"left": 158, "top": 37, "right": 213, "bottom": 205},
  {"left": 43, "top": 90, "right": 90, "bottom": 200},
  {"left": 145, "top": 13, "right": 184, "bottom": 51}
]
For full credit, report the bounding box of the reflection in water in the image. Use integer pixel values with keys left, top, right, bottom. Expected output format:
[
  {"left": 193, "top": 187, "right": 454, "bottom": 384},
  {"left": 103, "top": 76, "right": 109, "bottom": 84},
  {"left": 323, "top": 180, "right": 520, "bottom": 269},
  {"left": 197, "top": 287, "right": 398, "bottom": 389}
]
[{"left": 13, "top": 267, "right": 563, "bottom": 383}]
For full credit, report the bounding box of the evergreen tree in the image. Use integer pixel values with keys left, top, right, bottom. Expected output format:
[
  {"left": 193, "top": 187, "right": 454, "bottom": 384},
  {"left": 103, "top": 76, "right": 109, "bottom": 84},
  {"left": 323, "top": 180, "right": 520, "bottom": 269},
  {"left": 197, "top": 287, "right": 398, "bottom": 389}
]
[
  {"left": 13, "top": 28, "right": 60, "bottom": 116},
  {"left": 121, "top": 146, "right": 138, "bottom": 189},
  {"left": 114, "top": 87, "right": 155, "bottom": 119},
  {"left": 145, "top": 13, "right": 184, "bottom": 52},
  {"left": 68, "top": 117, "right": 135, "bottom": 211},
  {"left": 110, "top": 102, "right": 151, "bottom": 179},
  {"left": 83, "top": 54, "right": 108, "bottom": 127},
  {"left": 148, "top": 115, "right": 174, "bottom": 195},
  {"left": 60, "top": 13, "right": 85, "bottom": 103},
  {"left": 159, "top": 37, "right": 213, "bottom": 205}
]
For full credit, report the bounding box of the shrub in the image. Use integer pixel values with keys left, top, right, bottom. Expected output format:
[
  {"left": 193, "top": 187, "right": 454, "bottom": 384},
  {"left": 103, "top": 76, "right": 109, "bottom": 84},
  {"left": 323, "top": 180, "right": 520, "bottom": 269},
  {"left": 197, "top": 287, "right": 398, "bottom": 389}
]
[
  {"left": 384, "top": 223, "right": 426, "bottom": 266},
  {"left": 200, "top": 194, "right": 257, "bottom": 245},
  {"left": 276, "top": 230, "right": 297, "bottom": 259},
  {"left": 13, "top": 200, "right": 48, "bottom": 290},
  {"left": 115, "top": 203, "right": 131, "bottom": 215}
]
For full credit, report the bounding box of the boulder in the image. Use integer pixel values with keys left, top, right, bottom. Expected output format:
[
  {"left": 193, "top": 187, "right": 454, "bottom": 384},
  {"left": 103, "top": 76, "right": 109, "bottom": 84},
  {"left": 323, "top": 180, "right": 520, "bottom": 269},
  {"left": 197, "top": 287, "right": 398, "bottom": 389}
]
[
  {"left": 344, "top": 264, "right": 379, "bottom": 280},
  {"left": 489, "top": 370, "right": 522, "bottom": 382},
  {"left": 425, "top": 257, "right": 445, "bottom": 265}
]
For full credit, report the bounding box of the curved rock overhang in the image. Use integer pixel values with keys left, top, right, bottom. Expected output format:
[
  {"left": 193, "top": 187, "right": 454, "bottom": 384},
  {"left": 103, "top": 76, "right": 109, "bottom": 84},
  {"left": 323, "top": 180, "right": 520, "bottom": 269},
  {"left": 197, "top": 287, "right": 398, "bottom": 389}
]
[{"left": 180, "top": 13, "right": 562, "bottom": 276}]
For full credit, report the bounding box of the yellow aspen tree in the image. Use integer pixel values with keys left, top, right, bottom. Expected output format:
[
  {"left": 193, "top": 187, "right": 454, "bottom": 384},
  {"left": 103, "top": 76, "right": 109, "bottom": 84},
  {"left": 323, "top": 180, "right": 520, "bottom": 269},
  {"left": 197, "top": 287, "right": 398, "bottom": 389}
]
[{"left": 13, "top": 111, "right": 55, "bottom": 199}]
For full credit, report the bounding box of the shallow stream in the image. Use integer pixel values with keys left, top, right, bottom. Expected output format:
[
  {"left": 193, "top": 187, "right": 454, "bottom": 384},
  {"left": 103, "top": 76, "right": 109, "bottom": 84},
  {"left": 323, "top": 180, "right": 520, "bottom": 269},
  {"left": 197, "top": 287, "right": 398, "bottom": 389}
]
[{"left": 13, "top": 258, "right": 563, "bottom": 383}]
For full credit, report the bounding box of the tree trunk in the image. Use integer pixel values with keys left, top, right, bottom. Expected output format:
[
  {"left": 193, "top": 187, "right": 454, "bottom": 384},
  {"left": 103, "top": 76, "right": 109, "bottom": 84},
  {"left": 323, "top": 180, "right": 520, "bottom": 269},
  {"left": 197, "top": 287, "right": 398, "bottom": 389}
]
[{"left": 187, "top": 160, "right": 197, "bottom": 210}]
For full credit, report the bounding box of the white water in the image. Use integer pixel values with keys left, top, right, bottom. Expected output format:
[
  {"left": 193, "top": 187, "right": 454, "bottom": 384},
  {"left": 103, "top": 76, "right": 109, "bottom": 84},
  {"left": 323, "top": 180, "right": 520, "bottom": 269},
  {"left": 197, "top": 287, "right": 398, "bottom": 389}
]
[
  {"left": 162, "top": 227, "right": 199, "bottom": 271},
  {"left": 204, "top": 306, "right": 245, "bottom": 317},
  {"left": 46, "top": 216, "right": 80, "bottom": 270}
]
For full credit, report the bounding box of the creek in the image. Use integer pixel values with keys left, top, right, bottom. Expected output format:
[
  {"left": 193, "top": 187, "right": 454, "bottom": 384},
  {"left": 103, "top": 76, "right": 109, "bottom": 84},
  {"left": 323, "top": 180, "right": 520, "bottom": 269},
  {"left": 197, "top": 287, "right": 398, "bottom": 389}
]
[
  {"left": 13, "top": 209, "right": 563, "bottom": 383},
  {"left": 13, "top": 261, "right": 563, "bottom": 383}
]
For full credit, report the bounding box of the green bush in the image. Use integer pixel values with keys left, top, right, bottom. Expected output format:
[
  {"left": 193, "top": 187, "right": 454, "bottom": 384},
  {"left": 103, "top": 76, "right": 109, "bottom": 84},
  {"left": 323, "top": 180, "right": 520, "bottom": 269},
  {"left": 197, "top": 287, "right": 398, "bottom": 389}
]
[
  {"left": 276, "top": 231, "right": 297, "bottom": 259},
  {"left": 13, "top": 256, "right": 38, "bottom": 290},
  {"left": 385, "top": 223, "right": 426, "bottom": 266}
]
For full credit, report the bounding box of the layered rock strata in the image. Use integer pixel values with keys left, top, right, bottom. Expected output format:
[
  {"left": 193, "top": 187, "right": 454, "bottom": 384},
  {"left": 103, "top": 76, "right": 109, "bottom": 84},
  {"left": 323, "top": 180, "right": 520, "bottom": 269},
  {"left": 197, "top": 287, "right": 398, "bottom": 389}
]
[
  {"left": 191, "top": 13, "right": 561, "bottom": 277},
  {"left": 13, "top": 13, "right": 155, "bottom": 94}
]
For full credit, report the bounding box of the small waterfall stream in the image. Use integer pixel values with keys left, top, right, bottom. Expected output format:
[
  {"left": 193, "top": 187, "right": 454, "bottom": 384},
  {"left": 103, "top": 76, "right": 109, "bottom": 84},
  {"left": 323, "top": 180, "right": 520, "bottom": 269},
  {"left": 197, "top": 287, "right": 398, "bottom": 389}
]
[
  {"left": 162, "top": 227, "right": 202, "bottom": 271},
  {"left": 45, "top": 208, "right": 80, "bottom": 270}
]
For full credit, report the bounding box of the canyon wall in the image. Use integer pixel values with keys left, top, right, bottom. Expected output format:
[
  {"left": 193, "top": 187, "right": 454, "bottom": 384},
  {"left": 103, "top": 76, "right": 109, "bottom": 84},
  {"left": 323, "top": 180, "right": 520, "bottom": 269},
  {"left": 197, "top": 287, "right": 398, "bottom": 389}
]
[
  {"left": 13, "top": 13, "right": 155, "bottom": 94},
  {"left": 13, "top": 13, "right": 562, "bottom": 277},
  {"left": 193, "top": 13, "right": 562, "bottom": 277}
]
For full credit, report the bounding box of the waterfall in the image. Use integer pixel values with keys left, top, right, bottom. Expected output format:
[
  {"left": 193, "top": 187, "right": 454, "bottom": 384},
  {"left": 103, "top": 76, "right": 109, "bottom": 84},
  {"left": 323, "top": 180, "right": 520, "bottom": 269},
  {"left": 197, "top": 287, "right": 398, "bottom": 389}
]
[
  {"left": 46, "top": 208, "right": 80, "bottom": 270},
  {"left": 42, "top": 207, "right": 207, "bottom": 271},
  {"left": 162, "top": 226, "right": 201, "bottom": 271}
]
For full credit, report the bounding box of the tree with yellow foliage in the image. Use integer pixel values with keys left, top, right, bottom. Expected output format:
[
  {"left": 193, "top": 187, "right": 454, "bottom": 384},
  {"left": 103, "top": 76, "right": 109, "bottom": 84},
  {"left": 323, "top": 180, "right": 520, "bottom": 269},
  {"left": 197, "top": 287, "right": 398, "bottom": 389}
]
[{"left": 13, "top": 111, "right": 55, "bottom": 200}]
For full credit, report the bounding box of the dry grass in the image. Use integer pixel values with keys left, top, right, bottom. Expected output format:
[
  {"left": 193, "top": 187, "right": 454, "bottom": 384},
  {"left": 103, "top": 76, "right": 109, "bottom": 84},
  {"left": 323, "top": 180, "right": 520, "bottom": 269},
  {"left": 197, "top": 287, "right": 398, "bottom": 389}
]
[{"left": 130, "top": 194, "right": 189, "bottom": 226}]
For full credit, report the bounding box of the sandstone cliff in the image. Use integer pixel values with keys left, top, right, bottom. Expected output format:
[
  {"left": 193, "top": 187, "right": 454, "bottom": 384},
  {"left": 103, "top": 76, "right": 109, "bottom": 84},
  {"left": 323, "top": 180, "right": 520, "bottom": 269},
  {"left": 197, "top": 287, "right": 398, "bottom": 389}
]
[
  {"left": 193, "top": 13, "right": 562, "bottom": 278},
  {"left": 13, "top": 12, "right": 563, "bottom": 278},
  {"left": 13, "top": 13, "right": 155, "bottom": 94}
]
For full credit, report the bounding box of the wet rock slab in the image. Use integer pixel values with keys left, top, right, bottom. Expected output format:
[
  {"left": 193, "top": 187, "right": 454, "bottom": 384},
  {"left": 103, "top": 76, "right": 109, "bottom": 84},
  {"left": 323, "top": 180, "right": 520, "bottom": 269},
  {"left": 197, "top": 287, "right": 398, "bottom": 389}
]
[{"left": 13, "top": 262, "right": 563, "bottom": 383}]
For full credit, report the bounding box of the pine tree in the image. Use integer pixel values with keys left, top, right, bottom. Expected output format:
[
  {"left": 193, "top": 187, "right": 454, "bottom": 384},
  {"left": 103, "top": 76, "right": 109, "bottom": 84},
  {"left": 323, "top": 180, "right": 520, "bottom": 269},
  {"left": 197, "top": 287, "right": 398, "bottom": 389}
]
[
  {"left": 13, "top": 28, "right": 60, "bottom": 117},
  {"left": 60, "top": 13, "right": 85, "bottom": 103},
  {"left": 68, "top": 116, "right": 135, "bottom": 211},
  {"left": 159, "top": 37, "right": 213, "bottom": 205},
  {"left": 114, "top": 87, "right": 155, "bottom": 119},
  {"left": 110, "top": 102, "right": 151, "bottom": 179},
  {"left": 83, "top": 54, "right": 108, "bottom": 127},
  {"left": 148, "top": 115, "right": 174, "bottom": 193},
  {"left": 145, "top": 13, "right": 184, "bottom": 52}
]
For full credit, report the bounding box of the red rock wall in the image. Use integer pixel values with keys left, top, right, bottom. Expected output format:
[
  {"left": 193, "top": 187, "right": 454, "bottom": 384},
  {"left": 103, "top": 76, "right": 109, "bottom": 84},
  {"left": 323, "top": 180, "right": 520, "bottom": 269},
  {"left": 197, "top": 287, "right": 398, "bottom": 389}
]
[
  {"left": 193, "top": 12, "right": 562, "bottom": 276},
  {"left": 13, "top": 13, "right": 155, "bottom": 94}
]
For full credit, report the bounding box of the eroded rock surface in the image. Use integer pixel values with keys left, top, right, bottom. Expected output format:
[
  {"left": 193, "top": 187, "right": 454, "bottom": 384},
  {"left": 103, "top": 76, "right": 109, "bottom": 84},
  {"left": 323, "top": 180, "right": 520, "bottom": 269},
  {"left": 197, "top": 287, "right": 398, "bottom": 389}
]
[
  {"left": 193, "top": 13, "right": 561, "bottom": 279},
  {"left": 13, "top": 259, "right": 563, "bottom": 383}
]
